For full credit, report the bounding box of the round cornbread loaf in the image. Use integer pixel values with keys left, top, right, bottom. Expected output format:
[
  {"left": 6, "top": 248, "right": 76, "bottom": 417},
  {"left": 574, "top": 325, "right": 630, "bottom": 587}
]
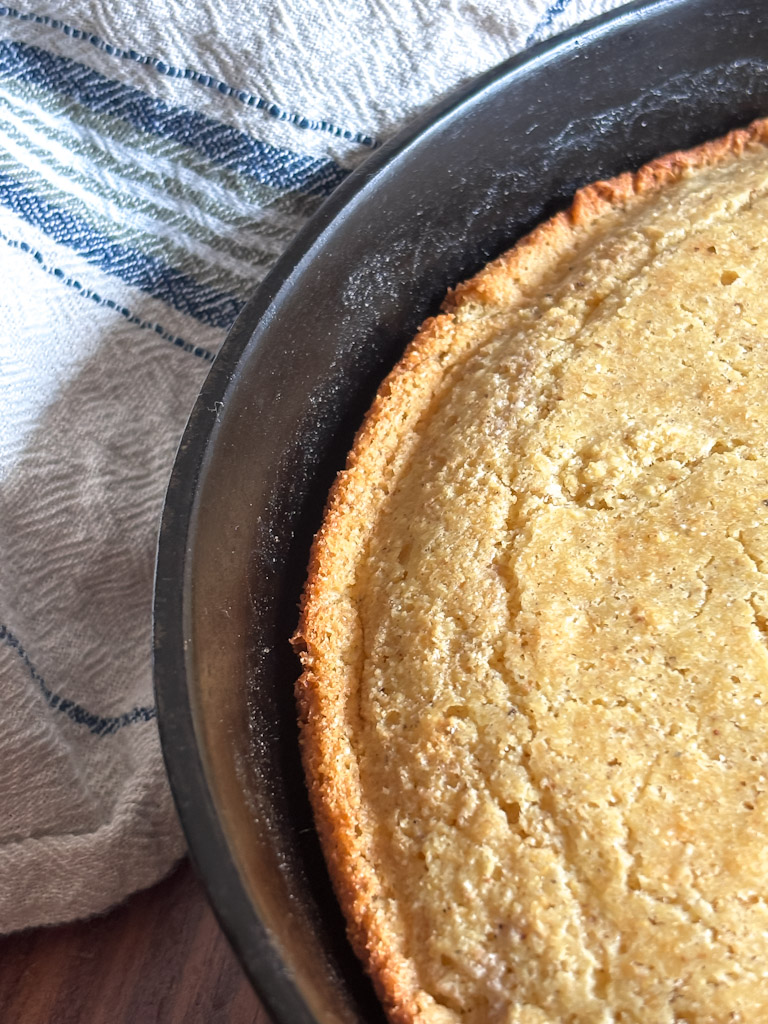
[{"left": 293, "top": 120, "right": 768, "bottom": 1024}]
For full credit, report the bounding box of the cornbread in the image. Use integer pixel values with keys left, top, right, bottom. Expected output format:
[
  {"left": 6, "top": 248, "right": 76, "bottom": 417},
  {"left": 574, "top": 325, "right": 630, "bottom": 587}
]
[{"left": 293, "top": 121, "right": 768, "bottom": 1024}]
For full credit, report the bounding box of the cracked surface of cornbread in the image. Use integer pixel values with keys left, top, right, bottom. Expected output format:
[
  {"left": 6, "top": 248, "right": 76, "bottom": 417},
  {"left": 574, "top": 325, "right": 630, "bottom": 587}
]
[{"left": 294, "top": 121, "right": 768, "bottom": 1024}]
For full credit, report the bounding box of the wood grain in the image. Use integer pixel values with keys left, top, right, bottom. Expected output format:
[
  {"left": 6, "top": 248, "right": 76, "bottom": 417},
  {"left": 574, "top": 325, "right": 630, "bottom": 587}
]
[{"left": 0, "top": 859, "right": 273, "bottom": 1024}]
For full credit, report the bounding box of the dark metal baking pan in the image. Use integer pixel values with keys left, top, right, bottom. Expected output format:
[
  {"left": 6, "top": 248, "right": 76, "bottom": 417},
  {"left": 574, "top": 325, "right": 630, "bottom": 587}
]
[{"left": 153, "top": 1, "right": 768, "bottom": 1021}]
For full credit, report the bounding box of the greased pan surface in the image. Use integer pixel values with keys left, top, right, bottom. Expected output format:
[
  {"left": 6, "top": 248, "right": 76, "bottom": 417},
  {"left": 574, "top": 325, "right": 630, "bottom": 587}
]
[{"left": 154, "top": 2, "right": 768, "bottom": 1022}]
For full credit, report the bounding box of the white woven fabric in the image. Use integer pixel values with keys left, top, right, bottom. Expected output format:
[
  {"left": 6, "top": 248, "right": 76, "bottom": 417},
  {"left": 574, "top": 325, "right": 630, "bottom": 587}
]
[{"left": 0, "top": 0, "right": 627, "bottom": 933}]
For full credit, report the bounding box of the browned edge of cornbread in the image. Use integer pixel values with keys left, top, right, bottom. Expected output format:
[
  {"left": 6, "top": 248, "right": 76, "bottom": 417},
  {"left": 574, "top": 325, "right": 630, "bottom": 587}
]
[{"left": 291, "top": 118, "right": 768, "bottom": 1024}]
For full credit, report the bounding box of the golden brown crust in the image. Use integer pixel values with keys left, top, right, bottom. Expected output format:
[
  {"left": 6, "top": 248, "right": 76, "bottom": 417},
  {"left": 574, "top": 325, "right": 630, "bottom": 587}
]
[{"left": 291, "top": 117, "right": 768, "bottom": 1024}]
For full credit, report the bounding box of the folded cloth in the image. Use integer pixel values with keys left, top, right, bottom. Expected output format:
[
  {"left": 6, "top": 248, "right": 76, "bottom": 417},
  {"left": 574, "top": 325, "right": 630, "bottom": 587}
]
[{"left": 0, "top": 0, "right": 626, "bottom": 933}]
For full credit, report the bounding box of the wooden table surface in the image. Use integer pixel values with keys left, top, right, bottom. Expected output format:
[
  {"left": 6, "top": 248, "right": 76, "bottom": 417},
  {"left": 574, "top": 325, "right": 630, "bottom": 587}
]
[{"left": 0, "top": 859, "right": 273, "bottom": 1024}]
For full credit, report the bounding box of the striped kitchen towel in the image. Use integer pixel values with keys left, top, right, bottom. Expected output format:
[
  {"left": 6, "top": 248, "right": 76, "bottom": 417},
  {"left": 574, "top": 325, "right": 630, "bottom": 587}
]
[{"left": 0, "top": 0, "right": 626, "bottom": 933}]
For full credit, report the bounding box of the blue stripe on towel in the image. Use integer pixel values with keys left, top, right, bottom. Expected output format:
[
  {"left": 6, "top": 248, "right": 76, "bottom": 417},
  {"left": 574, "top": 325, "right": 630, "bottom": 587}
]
[
  {"left": 0, "top": 39, "right": 349, "bottom": 195},
  {"left": 0, "top": 171, "right": 244, "bottom": 328},
  {"left": 0, "top": 6, "right": 377, "bottom": 147},
  {"left": 526, "top": 0, "right": 575, "bottom": 45},
  {"left": 0, "top": 624, "right": 156, "bottom": 736},
  {"left": 0, "top": 228, "right": 218, "bottom": 360}
]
